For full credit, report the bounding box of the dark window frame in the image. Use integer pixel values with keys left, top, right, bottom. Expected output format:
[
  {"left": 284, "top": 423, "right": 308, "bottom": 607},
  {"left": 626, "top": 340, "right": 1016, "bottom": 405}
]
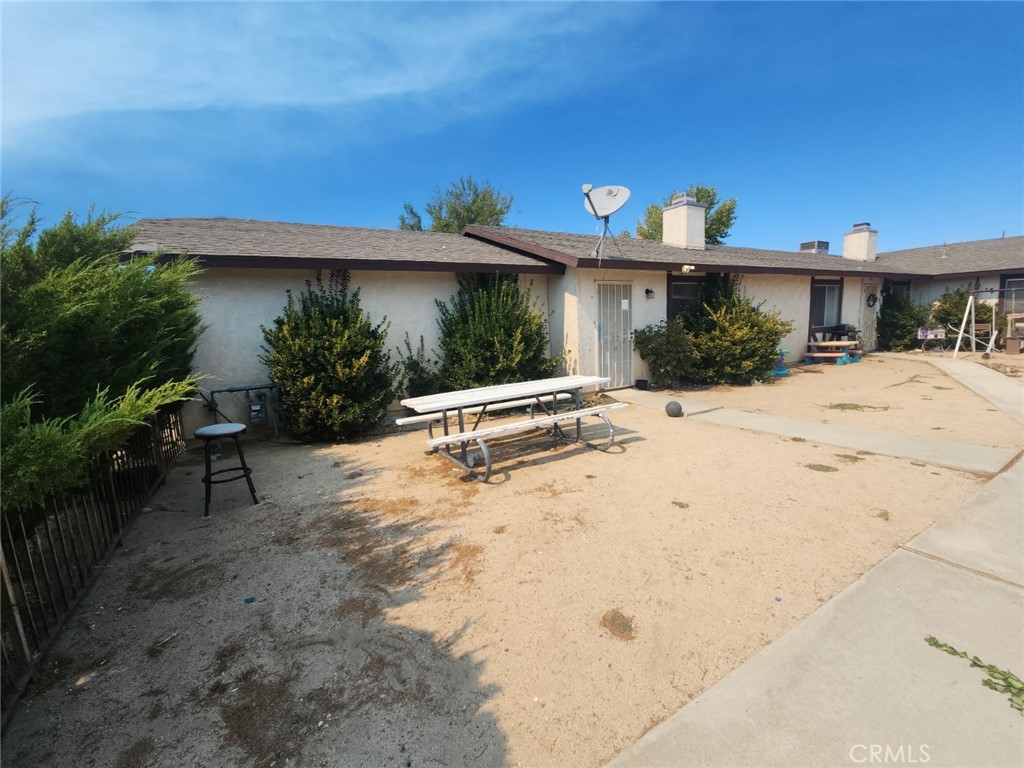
[
  {"left": 808, "top": 276, "right": 844, "bottom": 339},
  {"left": 999, "top": 273, "right": 1024, "bottom": 314},
  {"left": 888, "top": 280, "right": 911, "bottom": 299},
  {"left": 666, "top": 275, "right": 706, "bottom": 319}
]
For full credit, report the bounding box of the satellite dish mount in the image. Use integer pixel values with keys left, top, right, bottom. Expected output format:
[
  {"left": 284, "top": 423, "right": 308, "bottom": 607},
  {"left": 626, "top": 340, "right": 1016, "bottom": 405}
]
[{"left": 582, "top": 183, "right": 631, "bottom": 265}]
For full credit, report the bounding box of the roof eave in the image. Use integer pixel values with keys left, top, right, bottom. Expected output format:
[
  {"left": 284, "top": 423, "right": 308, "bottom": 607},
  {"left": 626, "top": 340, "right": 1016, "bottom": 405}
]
[
  {"left": 130, "top": 251, "right": 563, "bottom": 275},
  {"left": 571, "top": 257, "right": 917, "bottom": 278}
]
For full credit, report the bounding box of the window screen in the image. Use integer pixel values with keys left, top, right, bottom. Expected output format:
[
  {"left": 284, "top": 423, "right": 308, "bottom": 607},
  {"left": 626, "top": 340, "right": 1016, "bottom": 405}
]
[
  {"left": 1005, "top": 278, "right": 1024, "bottom": 315},
  {"left": 810, "top": 281, "right": 841, "bottom": 328}
]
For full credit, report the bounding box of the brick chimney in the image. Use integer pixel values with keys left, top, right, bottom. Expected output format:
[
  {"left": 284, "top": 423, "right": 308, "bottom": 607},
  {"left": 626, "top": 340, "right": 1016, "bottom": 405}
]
[
  {"left": 662, "top": 193, "right": 706, "bottom": 250},
  {"left": 843, "top": 222, "right": 877, "bottom": 262}
]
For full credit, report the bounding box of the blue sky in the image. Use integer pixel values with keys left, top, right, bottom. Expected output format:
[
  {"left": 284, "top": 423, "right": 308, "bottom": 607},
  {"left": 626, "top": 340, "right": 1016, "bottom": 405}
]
[{"left": 2, "top": 1, "right": 1022, "bottom": 253}]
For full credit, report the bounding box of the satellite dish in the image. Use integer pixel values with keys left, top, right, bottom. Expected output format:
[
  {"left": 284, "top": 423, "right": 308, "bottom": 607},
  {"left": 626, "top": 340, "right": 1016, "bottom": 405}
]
[
  {"left": 583, "top": 185, "right": 631, "bottom": 218},
  {"left": 581, "top": 183, "right": 631, "bottom": 266}
]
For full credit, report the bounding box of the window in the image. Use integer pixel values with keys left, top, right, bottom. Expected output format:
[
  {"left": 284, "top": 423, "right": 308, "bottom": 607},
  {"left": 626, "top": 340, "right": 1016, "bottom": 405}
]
[
  {"left": 668, "top": 280, "right": 702, "bottom": 319},
  {"left": 810, "top": 278, "right": 842, "bottom": 329},
  {"left": 1003, "top": 276, "right": 1024, "bottom": 315},
  {"left": 888, "top": 280, "right": 911, "bottom": 299}
]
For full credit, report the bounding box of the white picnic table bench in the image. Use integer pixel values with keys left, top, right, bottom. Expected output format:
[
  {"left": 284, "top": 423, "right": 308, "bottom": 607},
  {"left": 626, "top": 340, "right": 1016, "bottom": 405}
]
[{"left": 398, "top": 375, "right": 627, "bottom": 482}]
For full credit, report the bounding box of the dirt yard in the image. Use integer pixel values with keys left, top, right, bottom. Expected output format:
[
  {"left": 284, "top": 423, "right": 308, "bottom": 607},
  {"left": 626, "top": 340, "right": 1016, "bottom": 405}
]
[{"left": 3, "top": 354, "right": 1021, "bottom": 768}]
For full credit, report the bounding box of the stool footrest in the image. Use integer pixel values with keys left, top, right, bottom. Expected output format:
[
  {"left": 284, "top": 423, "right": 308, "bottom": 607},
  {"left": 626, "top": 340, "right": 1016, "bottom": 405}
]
[{"left": 207, "top": 466, "right": 254, "bottom": 485}]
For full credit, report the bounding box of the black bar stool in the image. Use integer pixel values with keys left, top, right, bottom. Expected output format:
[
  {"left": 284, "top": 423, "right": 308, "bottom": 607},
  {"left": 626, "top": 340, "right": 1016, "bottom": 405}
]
[{"left": 194, "top": 423, "right": 258, "bottom": 517}]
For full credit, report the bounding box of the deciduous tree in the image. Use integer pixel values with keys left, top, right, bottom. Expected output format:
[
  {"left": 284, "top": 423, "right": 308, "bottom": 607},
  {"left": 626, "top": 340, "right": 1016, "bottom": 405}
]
[
  {"left": 635, "top": 185, "right": 737, "bottom": 245},
  {"left": 399, "top": 176, "right": 513, "bottom": 233}
]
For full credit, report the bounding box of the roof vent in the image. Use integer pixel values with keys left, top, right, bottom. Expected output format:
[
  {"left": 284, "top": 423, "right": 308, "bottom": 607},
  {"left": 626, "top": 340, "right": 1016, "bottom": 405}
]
[{"left": 800, "top": 240, "right": 829, "bottom": 255}]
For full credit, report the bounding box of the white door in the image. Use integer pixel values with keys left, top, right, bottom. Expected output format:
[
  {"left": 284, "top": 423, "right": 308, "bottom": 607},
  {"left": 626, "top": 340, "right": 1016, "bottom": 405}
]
[
  {"left": 861, "top": 283, "right": 879, "bottom": 351},
  {"left": 597, "top": 283, "right": 633, "bottom": 388}
]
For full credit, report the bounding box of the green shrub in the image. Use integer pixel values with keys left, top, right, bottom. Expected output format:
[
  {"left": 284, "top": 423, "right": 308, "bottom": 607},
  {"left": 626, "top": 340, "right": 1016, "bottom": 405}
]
[
  {"left": 1, "top": 199, "right": 203, "bottom": 418},
  {"left": 689, "top": 296, "right": 792, "bottom": 385},
  {"left": 397, "top": 334, "right": 444, "bottom": 398},
  {"left": 435, "top": 273, "right": 559, "bottom": 390},
  {"left": 634, "top": 278, "right": 791, "bottom": 386},
  {"left": 1, "top": 379, "right": 197, "bottom": 520},
  {"left": 0, "top": 198, "right": 202, "bottom": 522},
  {"left": 877, "top": 288, "right": 929, "bottom": 351},
  {"left": 929, "top": 283, "right": 1005, "bottom": 350},
  {"left": 260, "top": 271, "right": 397, "bottom": 441},
  {"left": 632, "top": 318, "right": 694, "bottom": 388}
]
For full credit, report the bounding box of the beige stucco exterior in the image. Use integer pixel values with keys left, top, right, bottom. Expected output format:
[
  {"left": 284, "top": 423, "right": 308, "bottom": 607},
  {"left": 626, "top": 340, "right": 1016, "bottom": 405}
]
[
  {"left": 187, "top": 257, "right": 886, "bottom": 434},
  {"left": 911, "top": 275, "right": 1003, "bottom": 308},
  {"left": 186, "top": 268, "right": 549, "bottom": 433},
  {"left": 572, "top": 268, "right": 665, "bottom": 385},
  {"left": 735, "top": 274, "right": 812, "bottom": 360}
]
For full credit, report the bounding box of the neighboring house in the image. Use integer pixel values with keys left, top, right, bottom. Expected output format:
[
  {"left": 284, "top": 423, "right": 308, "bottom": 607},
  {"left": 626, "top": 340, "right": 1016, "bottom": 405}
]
[
  {"left": 874, "top": 238, "right": 1024, "bottom": 314},
  {"left": 130, "top": 204, "right": 1024, "bottom": 431}
]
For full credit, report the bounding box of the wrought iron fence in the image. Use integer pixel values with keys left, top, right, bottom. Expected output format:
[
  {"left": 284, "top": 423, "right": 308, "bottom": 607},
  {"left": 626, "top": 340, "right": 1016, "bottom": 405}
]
[{"left": 0, "top": 404, "right": 186, "bottom": 728}]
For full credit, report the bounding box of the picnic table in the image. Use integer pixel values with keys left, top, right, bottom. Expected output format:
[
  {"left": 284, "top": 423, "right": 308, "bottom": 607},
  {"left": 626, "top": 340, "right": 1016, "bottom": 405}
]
[
  {"left": 805, "top": 340, "right": 864, "bottom": 365},
  {"left": 398, "top": 375, "right": 627, "bottom": 482}
]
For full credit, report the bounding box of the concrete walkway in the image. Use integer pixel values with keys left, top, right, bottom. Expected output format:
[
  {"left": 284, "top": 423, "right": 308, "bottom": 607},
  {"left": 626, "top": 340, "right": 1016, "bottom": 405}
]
[
  {"left": 614, "top": 379, "right": 1020, "bottom": 475},
  {"left": 607, "top": 363, "right": 1024, "bottom": 768}
]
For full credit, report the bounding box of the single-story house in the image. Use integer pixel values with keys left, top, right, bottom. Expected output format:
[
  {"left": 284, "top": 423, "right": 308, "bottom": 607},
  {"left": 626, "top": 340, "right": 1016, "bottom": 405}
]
[{"left": 130, "top": 198, "right": 1024, "bottom": 432}]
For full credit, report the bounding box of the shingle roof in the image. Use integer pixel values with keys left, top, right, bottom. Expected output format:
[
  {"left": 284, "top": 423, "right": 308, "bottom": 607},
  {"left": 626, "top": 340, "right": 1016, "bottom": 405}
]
[
  {"left": 129, "top": 218, "right": 560, "bottom": 274},
  {"left": 463, "top": 226, "right": 923, "bottom": 277},
  {"left": 129, "top": 217, "right": 1023, "bottom": 280},
  {"left": 876, "top": 237, "right": 1024, "bottom": 277}
]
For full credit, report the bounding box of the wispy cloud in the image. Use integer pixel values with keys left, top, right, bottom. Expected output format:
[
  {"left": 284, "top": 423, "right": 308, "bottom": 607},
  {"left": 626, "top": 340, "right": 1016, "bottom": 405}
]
[{"left": 3, "top": 2, "right": 649, "bottom": 137}]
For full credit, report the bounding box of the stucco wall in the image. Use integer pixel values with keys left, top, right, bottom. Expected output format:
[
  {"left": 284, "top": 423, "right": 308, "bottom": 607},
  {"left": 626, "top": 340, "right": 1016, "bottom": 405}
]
[
  {"left": 186, "top": 268, "right": 547, "bottom": 433},
  {"left": 547, "top": 268, "right": 578, "bottom": 373},
  {"left": 736, "top": 274, "right": 812, "bottom": 361},
  {"left": 911, "top": 276, "right": 1002, "bottom": 308},
  {"left": 573, "top": 268, "right": 667, "bottom": 384}
]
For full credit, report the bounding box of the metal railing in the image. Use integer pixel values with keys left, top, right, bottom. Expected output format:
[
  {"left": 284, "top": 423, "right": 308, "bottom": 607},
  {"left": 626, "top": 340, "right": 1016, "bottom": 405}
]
[{"left": 0, "top": 404, "right": 186, "bottom": 728}]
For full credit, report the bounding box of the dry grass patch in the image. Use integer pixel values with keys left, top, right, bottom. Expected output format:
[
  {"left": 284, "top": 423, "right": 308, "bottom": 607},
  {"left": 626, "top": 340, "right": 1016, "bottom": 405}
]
[{"left": 601, "top": 609, "right": 636, "bottom": 641}]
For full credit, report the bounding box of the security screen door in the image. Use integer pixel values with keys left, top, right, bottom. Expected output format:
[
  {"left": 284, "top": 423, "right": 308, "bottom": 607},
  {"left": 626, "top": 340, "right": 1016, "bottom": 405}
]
[{"left": 597, "top": 283, "right": 633, "bottom": 388}]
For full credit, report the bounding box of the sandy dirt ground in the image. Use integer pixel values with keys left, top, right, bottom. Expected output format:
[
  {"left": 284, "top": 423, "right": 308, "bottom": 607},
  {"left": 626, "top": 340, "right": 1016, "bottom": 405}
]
[{"left": 3, "top": 354, "right": 1021, "bottom": 768}]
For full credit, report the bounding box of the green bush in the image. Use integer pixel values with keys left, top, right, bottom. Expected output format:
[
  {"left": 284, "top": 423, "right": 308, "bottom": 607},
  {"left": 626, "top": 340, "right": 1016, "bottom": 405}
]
[
  {"left": 1, "top": 380, "right": 197, "bottom": 519},
  {"left": 689, "top": 296, "right": 792, "bottom": 385},
  {"left": 634, "top": 278, "right": 790, "bottom": 386},
  {"left": 260, "top": 271, "right": 397, "bottom": 441},
  {"left": 1, "top": 200, "right": 203, "bottom": 418},
  {"left": 434, "top": 273, "right": 559, "bottom": 390},
  {"left": 0, "top": 198, "right": 203, "bottom": 520},
  {"left": 632, "top": 318, "right": 694, "bottom": 388},
  {"left": 877, "top": 289, "right": 929, "bottom": 351},
  {"left": 929, "top": 283, "right": 1005, "bottom": 350},
  {"left": 397, "top": 334, "right": 444, "bottom": 398}
]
